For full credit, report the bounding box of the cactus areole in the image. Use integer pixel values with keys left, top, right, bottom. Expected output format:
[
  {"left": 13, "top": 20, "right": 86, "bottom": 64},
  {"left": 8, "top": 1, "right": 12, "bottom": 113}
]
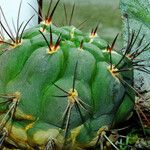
[
  {"left": 0, "top": 0, "right": 39, "bottom": 39},
  {"left": 0, "top": 0, "right": 148, "bottom": 149}
]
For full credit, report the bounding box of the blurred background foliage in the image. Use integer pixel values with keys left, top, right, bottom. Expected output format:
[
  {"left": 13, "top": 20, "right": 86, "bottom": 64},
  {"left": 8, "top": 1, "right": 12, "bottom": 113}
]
[{"left": 42, "top": 0, "right": 123, "bottom": 47}]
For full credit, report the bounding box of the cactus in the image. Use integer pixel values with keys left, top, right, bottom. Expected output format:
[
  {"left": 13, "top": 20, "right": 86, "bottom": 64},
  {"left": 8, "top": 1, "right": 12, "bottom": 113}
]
[{"left": 0, "top": 0, "right": 149, "bottom": 149}]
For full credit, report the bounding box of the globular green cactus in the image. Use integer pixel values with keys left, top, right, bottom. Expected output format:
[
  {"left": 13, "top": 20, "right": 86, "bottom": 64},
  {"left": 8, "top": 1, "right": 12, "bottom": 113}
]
[{"left": 0, "top": 0, "right": 149, "bottom": 149}]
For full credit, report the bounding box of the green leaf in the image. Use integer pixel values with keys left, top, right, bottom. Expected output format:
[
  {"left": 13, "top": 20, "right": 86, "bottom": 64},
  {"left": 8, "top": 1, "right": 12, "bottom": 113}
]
[
  {"left": 120, "top": 0, "right": 150, "bottom": 92},
  {"left": 121, "top": 0, "right": 150, "bottom": 28}
]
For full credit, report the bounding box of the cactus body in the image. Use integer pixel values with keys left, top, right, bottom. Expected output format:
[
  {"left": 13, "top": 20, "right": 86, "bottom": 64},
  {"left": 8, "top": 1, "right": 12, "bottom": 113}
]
[
  {"left": 0, "top": 22, "right": 135, "bottom": 149},
  {"left": 0, "top": 1, "right": 138, "bottom": 149}
]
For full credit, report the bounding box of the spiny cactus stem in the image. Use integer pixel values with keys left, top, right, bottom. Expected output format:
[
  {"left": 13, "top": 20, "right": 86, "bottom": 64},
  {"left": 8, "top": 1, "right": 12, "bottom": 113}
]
[
  {"left": 0, "top": 99, "right": 11, "bottom": 105},
  {"left": 91, "top": 28, "right": 94, "bottom": 35},
  {"left": 132, "top": 42, "right": 150, "bottom": 60},
  {"left": 72, "top": 61, "right": 78, "bottom": 92},
  {"left": 53, "top": 83, "right": 69, "bottom": 95},
  {"left": 51, "top": 30, "right": 61, "bottom": 51},
  {"left": 0, "top": 128, "right": 8, "bottom": 147},
  {"left": 95, "top": 134, "right": 101, "bottom": 147},
  {"left": 130, "top": 26, "right": 142, "bottom": 50},
  {"left": 108, "top": 47, "right": 113, "bottom": 70},
  {"left": 0, "top": 40, "right": 14, "bottom": 46},
  {"left": 39, "top": 27, "right": 61, "bottom": 53},
  {"left": 61, "top": 98, "right": 90, "bottom": 137},
  {"left": 74, "top": 101, "right": 86, "bottom": 124},
  {"left": 53, "top": 95, "right": 68, "bottom": 98},
  {"left": 62, "top": 3, "right": 88, "bottom": 29},
  {"left": 95, "top": 126, "right": 108, "bottom": 147},
  {"left": 0, "top": 21, "right": 15, "bottom": 43},
  {"left": 0, "top": 2, "right": 24, "bottom": 44},
  {"left": 53, "top": 88, "right": 91, "bottom": 113},
  {"left": 44, "top": 137, "right": 56, "bottom": 150},
  {"left": 133, "top": 64, "right": 149, "bottom": 67},
  {"left": 69, "top": 3, "right": 75, "bottom": 26},
  {"left": 63, "top": 103, "right": 73, "bottom": 138},
  {"left": 17, "top": 0, "right": 22, "bottom": 34},
  {"left": 107, "top": 33, "right": 119, "bottom": 68},
  {"left": 37, "top": 0, "right": 43, "bottom": 22},
  {"left": 63, "top": 3, "right": 68, "bottom": 25},
  {"left": 133, "top": 59, "right": 148, "bottom": 64},
  {"left": 0, "top": 13, "right": 34, "bottom": 45},
  {"left": 77, "top": 97, "right": 92, "bottom": 112},
  {"left": 49, "top": 26, "right": 53, "bottom": 48},
  {"left": 45, "top": 0, "right": 52, "bottom": 21},
  {"left": 129, "top": 44, "right": 145, "bottom": 60},
  {"left": 49, "top": 0, "right": 60, "bottom": 21},
  {"left": 68, "top": 89, "right": 78, "bottom": 103},
  {"left": 62, "top": 4, "right": 77, "bottom": 26},
  {"left": 117, "top": 76, "right": 145, "bottom": 100},
  {"left": 19, "top": 15, "right": 35, "bottom": 43},
  {"left": 53, "top": 61, "right": 90, "bottom": 114},
  {"left": 0, "top": 92, "right": 20, "bottom": 131},
  {"left": 96, "top": 127, "right": 119, "bottom": 150},
  {"left": 62, "top": 102, "right": 85, "bottom": 149},
  {"left": 113, "top": 68, "right": 133, "bottom": 74},
  {"left": 111, "top": 33, "right": 119, "bottom": 50},
  {"left": 114, "top": 33, "right": 136, "bottom": 69},
  {"left": 12, "top": 19, "right": 17, "bottom": 34},
  {"left": 54, "top": 86, "right": 90, "bottom": 138},
  {"left": 115, "top": 27, "right": 147, "bottom": 69},
  {"left": 28, "top": 2, "right": 43, "bottom": 22},
  {"left": 94, "top": 23, "right": 99, "bottom": 35},
  {"left": 43, "top": 0, "right": 60, "bottom": 25},
  {"left": 0, "top": 102, "right": 17, "bottom": 131},
  {"left": 15, "top": 21, "right": 24, "bottom": 44},
  {"left": 123, "top": 13, "right": 130, "bottom": 43},
  {"left": 114, "top": 52, "right": 127, "bottom": 69},
  {"left": 80, "top": 40, "right": 84, "bottom": 49},
  {"left": 108, "top": 66, "right": 119, "bottom": 77},
  {"left": 0, "top": 92, "right": 20, "bottom": 104},
  {"left": 39, "top": 30, "right": 50, "bottom": 46},
  {"left": 54, "top": 34, "right": 61, "bottom": 49},
  {"left": 103, "top": 134, "right": 119, "bottom": 150},
  {"left": 0, "top": 7, "right": 15, "bottom": 39},
  {"left": 127, "top": 30, "right": 136, "bottom": 54},
  {"left": 0, "top": 95, "right": 15, "bottom": 100},
  {"left": 0, "top": 20, "right": 4, "bottom": 36},
  {"left": 77, "top": 18, "right": 88, "bottom": 29},
  {"left": 90, "top": 24, "right": 99, "bottom": 38},
  {"left": 54, "top": 61, "right": 89, "bottom": 133},
  {"left": 0, "top": 96, "right": 13, "bottom": 107},
  {"left": 35, "top": 0, "right": 60, "bottom": 25},
  {"left": 137, "top": 34, "right": 145, "bottom": 48},
  {"left": 135, "top": 67, "right": 150, "bottom": 74}
]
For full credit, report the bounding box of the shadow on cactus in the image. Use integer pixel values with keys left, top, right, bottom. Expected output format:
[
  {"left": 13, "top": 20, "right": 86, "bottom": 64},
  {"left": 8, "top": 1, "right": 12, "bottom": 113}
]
[{"left": 0, "top": 0, "right": 149, "bottom": 149}]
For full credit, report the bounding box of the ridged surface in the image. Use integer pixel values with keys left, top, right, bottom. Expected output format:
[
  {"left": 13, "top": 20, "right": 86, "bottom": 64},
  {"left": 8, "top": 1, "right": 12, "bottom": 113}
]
[{"left": 0, "top": 23, "right": 134, "bottom": 148}]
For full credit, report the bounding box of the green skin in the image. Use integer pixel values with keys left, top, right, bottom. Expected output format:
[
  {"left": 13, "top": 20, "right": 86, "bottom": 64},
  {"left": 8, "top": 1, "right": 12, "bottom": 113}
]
[{"left": 0, "top": 22, "right": 134, "bottom": 149}]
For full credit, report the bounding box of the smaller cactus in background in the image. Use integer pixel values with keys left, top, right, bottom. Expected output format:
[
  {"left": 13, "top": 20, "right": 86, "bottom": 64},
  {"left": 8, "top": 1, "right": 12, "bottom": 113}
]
[{"left": 0, "top": 0, "right": 149, "bottom": 149}]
